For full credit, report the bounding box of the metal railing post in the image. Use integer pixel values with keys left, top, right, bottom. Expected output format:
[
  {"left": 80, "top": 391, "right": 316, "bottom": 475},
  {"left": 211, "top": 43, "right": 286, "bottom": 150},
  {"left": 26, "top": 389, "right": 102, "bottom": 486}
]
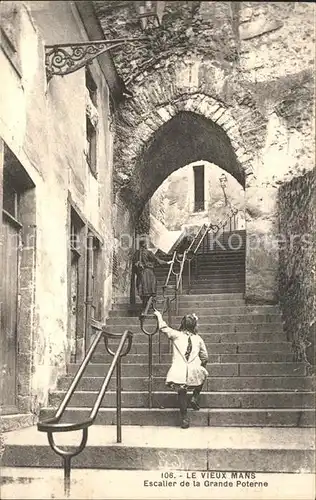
[
  {"left": 148, "top": 334, "right": 153, "bottom": 409},
  {"left": 63, "top": 455, "right": 71, "bottom": 497},
  {"left": 116, "top": 356, "right": 122, "bottom": 443},
  {"left": 139, "top": 295, "right": 159, "bottom": 408},
  {"left": 37, "top": 324, "right": 133, "bottom": 497}
]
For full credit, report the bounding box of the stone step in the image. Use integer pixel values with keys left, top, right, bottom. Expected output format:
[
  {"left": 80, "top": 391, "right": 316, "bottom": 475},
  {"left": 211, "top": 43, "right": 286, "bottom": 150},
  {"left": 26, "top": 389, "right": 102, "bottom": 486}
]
[
  {"left": 198, "top": 242, "right": 246, "bottom": 249},
  {"left": 182, "top": 271, "right": 246, "bottom": 278},
  {"left": 104, "top": 334, "right": 286, "bottom": 346},
  {"left": 189, "top": 272, "right": 245, "bottom": 278},
  {"left": 189, "top": 288, "right": 245, "bottom": 294},
  {"left": 90, "top": 352, "right": 294, "bottom": 364},
  {"left": 195, "top": 255, "right": 246, "bottom": 261},
  {"left": 109, "top": 305, "right": 280, "bottom": 317},
  {"left": 197, "top": 249, "right": 246, "bottom": 256},
  {"left": 156, "top": 274, "right": 245, "bottom": 283},
  {"left": 104, "top": 325, "right": 284, "bottom": 335},
  {"left": 67, "top": 362, "right": 306, "bottom": 378},
  {"left": 189, "top": 275, "right": 245, "bottom": 282},
  {"left": 196, "top": 254, "right": 246, "bottom": 261},
  {"left": 2, "top": 426, "right": 315, "bottom": 472},
  {"left": 162, "top": 280, "right": 246, "bottom": 288},
  {"left": 113, "top": 293, "right": 245, "bottom": 305},
  {"left": 57, "top": 376, "right": 314, "bottom": 393},
  {"left": 107, "top": 314, "right": 282, "bottom": 325},
  {"left": 156, "top": 267, "right": 245, "bottom": 276},
  {"left": 189, "top": 283, "right": 245, "bottom": 290},
  {"left": 49, "top": 390, "right": 314, "bottom": 409},
  {"left": 189, "top": 282, "right": 245, "bottom": 288},
  {"left": 196, "top": 248, "right": 246, "bottom": 254},
  {"left": 155, "top": 268, "right": 245, "bottom": 279},
  {"left": 183, "top": 293, "right": 245, "bottom": 299},
  {"left": 38, "top": 407, "right": 316, "bottom": 428},
  {"left": 103, "top": 333, "right": 286, "bottom": 345},
  {"left": 112, "top": 297, "right": 247, "bottom": 310},
  {"left": 156, "top": 264, "right": 246, "bottom": 272},
  {"left": 99, "top": 341, "right": 292, "bottom": 355},
  {"left": 157, "top": 280, "right": 245, "bottom": 288},
  {"left": 155, "top": 264, "right": 246, "bottom": 275},
  {"left": 157, "top": 270, "right": 245, "bottom": 281}
]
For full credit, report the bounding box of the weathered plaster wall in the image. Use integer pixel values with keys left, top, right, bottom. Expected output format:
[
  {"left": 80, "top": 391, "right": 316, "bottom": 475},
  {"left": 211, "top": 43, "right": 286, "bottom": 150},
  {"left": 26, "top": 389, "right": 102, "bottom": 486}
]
[
  {"left": 0, "top": 2, "right": 114, "bottom": 412},
  {"left": 278, "top": 170, "right": 316, "bottom": 367},
  {"left": 95, "top": 1, "right": 314, "bottom": 304},
  {"left": 150, "top": 162, "right": 245, "bottom": 232}
]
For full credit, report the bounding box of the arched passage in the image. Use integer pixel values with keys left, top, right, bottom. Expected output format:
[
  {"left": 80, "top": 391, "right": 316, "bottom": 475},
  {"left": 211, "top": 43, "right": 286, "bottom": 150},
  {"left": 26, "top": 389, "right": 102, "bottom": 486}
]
[
  {"left": 112, "top": 80, "right": 276, "bottom": 305},
  {"left": 120, "top": 110, "right": 245, "bottom": 216}
]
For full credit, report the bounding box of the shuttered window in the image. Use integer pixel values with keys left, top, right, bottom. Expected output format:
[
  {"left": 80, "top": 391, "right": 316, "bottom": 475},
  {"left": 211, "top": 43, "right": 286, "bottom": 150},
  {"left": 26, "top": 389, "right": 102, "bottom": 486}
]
[{"left": 193, "top": 165, "right": 205, "bottom": 212}]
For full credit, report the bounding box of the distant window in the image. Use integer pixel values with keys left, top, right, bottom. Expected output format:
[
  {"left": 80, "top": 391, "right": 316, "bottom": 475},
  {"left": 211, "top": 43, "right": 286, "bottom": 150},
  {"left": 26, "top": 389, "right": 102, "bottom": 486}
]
[
  {"left": 86, "top": 116, "right": 97, "bottom": 176},
  {"left": 193, "top": 165, "right": 205, "bottom": 212},
  {"left": 85, "top": 69, "right": 98, "bottom": 177},
  {"left": 85, "top": 68, "right": 97, "bottom": 106}
]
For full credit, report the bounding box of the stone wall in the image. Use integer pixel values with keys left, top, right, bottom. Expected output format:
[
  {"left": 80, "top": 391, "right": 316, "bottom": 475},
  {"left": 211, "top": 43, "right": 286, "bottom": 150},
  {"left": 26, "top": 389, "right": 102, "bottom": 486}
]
[
  {"left": 0, "top": 2, "right": 115, "bottom": 413},
  {"left": 95, "top": 1, "right": 315, "bottom": 303},
  {"left": 278, "top": 170, "right": 316, "bottom": 367}
]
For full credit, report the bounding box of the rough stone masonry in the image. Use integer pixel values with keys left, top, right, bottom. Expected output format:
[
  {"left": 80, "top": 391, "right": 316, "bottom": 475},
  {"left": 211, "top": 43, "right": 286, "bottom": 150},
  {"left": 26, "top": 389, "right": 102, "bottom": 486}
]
[
  {"left": 279, "top": 170, "right": 316, "bottom": 366},
  {"left": 94, "top": 1, "right": 315, "bottom": 306}
]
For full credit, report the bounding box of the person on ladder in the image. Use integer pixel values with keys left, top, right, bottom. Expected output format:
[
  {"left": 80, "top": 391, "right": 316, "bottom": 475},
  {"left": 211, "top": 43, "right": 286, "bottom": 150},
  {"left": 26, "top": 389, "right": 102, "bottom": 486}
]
[{"left": 153, "top": 309, "right": 209, "bottom": 429}]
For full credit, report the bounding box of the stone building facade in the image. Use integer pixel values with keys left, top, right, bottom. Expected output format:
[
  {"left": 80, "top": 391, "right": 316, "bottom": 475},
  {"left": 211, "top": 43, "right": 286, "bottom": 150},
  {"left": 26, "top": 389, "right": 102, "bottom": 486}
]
[
  {"left": 0, "top": 1, "right": 123, "bottom": 423},
  {"left": 95, "top": 1, "right": 314, "bottom": 306}
]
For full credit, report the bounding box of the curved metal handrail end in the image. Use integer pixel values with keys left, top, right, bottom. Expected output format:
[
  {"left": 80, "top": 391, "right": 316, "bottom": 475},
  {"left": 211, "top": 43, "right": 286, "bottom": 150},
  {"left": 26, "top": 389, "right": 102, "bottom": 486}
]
[
  {"left": 102, "top": 330, "right": 133, "bottom": 340},
  {"left": 48, "top": 427, "right": 88, "bottom": 458},
  {"left": 90, "top": 318, "right": 106, "bottom": 331},
  {"left": 140, "top": 313, "right": 156, "bottom": 319},
  {"left": 140, "top": 316, "right": 159, "bottom": 336},
  {"left": 104, "top": 329, "right": 134, "bottom": 357},
  {"left": 37, "top": 417, "right": 93, "bottom": 433}
]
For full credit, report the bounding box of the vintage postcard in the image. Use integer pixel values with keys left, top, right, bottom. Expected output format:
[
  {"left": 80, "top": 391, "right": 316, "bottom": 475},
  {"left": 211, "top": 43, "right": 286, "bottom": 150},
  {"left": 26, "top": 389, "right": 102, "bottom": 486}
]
[{"left": 0, "top": 1, "right": 315, "bottom": 499}]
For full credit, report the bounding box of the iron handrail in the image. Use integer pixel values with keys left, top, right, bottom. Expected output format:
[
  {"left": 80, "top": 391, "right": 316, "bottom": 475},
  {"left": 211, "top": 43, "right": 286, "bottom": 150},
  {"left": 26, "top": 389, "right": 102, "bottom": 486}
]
[
  {"left": 37, "top": 320, "right": 133, "bottom": 496},
  {"left": 182, "top": 207, "right": 240, "bottom": 292},
  {"left": 187, "top": 206, "right": 239, "bottom": 258},
  {"left": 176, "top": 249, "right": 187, "bottom": 291},
  {"left": 139, "top": 252, "right": 179, "bottom": 407},
  {"left": 162, "top": 251, "right": 177, "bottom": 290},
  {"left": 186, "top": 224, "right": 204, "bottom": 253}
]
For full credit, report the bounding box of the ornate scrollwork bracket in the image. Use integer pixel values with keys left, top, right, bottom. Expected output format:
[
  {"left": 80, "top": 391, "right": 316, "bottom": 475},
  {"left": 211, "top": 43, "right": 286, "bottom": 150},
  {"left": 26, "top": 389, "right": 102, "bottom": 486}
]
[{"left": 45, "top": 37, "right": 148, "bottom": 81}]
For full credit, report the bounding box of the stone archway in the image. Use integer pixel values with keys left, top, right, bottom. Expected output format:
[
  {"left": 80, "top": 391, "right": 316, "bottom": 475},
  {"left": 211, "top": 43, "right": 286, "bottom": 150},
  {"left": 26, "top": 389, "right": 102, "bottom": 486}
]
[
  {"left": 118, "top": 105, "right": 251, "bottom": 214},
  {"left": 112, "top": 60, "right": 279, "bottom": 305},
  {"left": 114, "top": 87, "right": 256, "bottom": 208}
]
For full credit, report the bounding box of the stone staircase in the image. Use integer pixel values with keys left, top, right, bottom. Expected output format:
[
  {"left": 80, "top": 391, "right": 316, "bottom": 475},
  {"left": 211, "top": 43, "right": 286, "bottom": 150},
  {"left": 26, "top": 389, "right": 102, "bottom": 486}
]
[
  {"left": 43, "top": 292, "right": 314, "bottom": 429},
  {"left": 1, "top": 242, "right": 315, "bottom": 489},
  {"left": 155, "top": 229, "right": 246, "bottom": 295}
]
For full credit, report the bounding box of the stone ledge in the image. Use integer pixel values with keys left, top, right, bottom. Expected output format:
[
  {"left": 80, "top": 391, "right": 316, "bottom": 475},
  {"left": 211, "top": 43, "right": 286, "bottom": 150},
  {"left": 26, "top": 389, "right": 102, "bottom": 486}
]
[{"left": 1, "top": 413, "right": 36, "bottom": 433}]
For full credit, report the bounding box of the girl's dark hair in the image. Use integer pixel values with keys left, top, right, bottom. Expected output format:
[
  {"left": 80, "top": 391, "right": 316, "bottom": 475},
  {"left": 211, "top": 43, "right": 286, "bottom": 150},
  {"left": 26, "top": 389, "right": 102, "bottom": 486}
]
[
  {"left": 179, "top": 314, "right": 198, "bottom": 334},
  {"left": 139, "top": 238, "right": 147, "bottom": 248}
]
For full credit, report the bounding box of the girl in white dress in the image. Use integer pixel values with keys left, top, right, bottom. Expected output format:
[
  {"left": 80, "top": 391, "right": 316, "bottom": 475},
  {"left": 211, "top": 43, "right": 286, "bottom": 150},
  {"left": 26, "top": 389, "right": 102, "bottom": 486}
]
[{"left": 154, "top": 310, "right": 208, "bottom": 429}]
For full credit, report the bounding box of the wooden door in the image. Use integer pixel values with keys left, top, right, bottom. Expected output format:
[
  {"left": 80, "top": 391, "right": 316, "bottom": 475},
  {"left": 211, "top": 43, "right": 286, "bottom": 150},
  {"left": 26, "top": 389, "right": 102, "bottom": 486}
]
[{"left": 0, "top": 212, "right": 20, "bottom": 413}]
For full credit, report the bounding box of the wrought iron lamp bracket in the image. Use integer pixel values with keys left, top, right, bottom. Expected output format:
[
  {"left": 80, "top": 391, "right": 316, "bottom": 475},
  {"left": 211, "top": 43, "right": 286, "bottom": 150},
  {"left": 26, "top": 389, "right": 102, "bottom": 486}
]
[{"left": 45, "top": 37, "right": 148, "bottom": 81}]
